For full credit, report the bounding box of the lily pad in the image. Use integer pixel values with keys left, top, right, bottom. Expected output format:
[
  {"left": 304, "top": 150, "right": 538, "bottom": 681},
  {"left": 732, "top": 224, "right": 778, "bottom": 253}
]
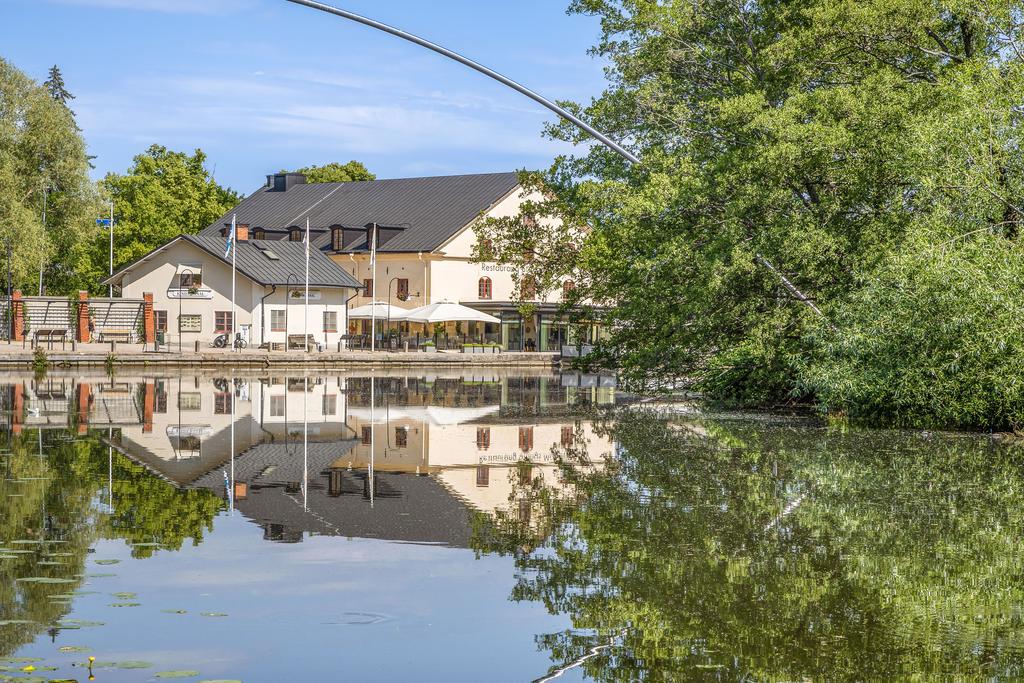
[
  {"left": 55, "top": 619, "right": 105, "bottom": 628},
  {"left": 155, "top": 671, "right": 200, "bottom": 679},
  {"left": 89, "top": 661, "right": 153, "bottom": 669},
  {"left": 108, "top": 602, "right": 141, "bottom": 608},
  {"left": 85, "top": 573, "right": 117, "bottom": 578},
  {"left": 161, "top": 609, "right": 188, "bottom": 614},
  {"left": 111, "top": 592, "right": 137, "bottom": 600},
  {"left": 36, "top": 561, "right": 64, "bottom": 566},
  {"left": 0, "top": 620, "right": 33, "bottom": 626},
  {"left": 0, "top": 659, "right": 42, "bottom": 663},
  {"left": 200, "top": 612, "right": 228, "bottom": 618},
  {"left": 15, "top": 577, "right": 75, "bottom": 584},
  {"left": 131, "top": 542, "right": 161, "bottom": 547},
  {"left": 57, "top": 646, "right": 91, "bottom": 653},
  {"left": 199, "top": 680, "right": 242, "bottom": 683},
  {"left": 94, "top": 559, "right": 120, "bottom": 565}
]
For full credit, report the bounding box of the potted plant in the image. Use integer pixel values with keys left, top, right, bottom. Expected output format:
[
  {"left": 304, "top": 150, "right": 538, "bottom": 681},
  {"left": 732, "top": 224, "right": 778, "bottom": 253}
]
[{"left": 423, "top": 340, "right": 437, "bottom": 354}]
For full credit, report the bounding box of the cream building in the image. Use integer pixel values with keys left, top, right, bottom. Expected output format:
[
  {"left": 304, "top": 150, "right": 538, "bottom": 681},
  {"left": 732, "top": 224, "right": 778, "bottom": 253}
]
[{"left": 196, "top": 172, "right": 603, "bottom": 351}]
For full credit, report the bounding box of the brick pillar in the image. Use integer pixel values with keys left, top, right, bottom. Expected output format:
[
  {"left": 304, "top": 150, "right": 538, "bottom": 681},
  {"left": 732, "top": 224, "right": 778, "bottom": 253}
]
[
  {"left": 143, "top": 292, "right": 155, "bottom": 344},
  {"left": 76, "top": 291, "right": 90, "bottom": 343},
  {"left": 12, "top": 383, "right": 23, "bottom": 435},
  {"left": 76, "top": 382, "right": 91, "bottom": 435},
  {"left": 11, "top": 290, "right": 23, "bottom": 342},
  {"left": 142, "top": 381, "right": 155, "bottom": 433}
]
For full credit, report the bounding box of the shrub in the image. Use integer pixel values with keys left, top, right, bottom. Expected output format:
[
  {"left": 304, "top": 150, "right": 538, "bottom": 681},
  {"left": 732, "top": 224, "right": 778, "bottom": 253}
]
[{"left": 801, "top": 235, "right": 1024, "bottom": 430}]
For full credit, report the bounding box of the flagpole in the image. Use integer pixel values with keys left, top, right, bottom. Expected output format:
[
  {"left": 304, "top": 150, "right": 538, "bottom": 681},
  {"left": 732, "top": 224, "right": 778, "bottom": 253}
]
[
  {"left": 231, "top": 214, "right": 237, "bottom": 353},
  {"left": 370, "top": 223, "right": 377, "bottom": 352},
  {"left": 304, "top": 218, "right": 310, "bottom": 353}
]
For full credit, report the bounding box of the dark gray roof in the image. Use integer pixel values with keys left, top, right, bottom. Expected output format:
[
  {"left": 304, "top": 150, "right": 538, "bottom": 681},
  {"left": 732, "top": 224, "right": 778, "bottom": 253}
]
[
  {"left": 185, "top": 234, "right": 362, "bottom": 288},
  {"left": 190, "top": 444, "right": 472, "bottom": 546},
  {"left": 104, "top": 233, "right": 363, "bottom": 289},
  {"left": 200, "top": 172, "right": 520, "bottom": 253},
  {"left": 191, "top": 440, "right": 358, "bottom": 489}
]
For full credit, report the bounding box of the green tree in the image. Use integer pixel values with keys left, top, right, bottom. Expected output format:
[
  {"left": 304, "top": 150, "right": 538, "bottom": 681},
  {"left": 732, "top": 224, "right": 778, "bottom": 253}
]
[
  {"left": 476, "top": 1, "right": 1024, "bottom": 425},
  {"left": 290, "top": 160, "right": 375, "bottom": 184},
  {"left": 0, "top": 58, "right": 98, "bottom": 296},
  {"left": 99, "top": 146, "right": 241, "bottom": 280}
]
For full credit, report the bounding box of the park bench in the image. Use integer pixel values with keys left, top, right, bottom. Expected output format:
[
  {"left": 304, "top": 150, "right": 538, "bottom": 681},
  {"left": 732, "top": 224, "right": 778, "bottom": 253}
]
[
  {"left": 33, "top": 328, "right": 68, "bottom": 349},
  {"left": 97, "top": 328, "right": 133, "bottom": 343},
  {"left": 287, "top": 334, "right": 322, "bottom": 352}
]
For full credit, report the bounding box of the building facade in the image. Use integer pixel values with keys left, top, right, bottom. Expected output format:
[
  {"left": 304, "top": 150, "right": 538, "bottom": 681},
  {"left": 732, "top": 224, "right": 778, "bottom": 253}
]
[
  {"left": 197, "top": 171, "right": 603, "bottom": 352},
  {"left": 104, "top": 230, "right": 363, "bottom": 349}
]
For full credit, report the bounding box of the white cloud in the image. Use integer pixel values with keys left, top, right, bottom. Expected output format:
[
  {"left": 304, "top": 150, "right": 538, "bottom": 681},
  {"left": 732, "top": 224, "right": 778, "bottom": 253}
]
[{"left": 45, "top": 0, "right": 252, "bottom": 13}]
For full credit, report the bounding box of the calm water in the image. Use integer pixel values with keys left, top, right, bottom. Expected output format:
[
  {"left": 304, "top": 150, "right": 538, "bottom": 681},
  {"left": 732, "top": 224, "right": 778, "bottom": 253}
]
[{"left": 1, "top": 372, "right": 1022, "bottom": 681}]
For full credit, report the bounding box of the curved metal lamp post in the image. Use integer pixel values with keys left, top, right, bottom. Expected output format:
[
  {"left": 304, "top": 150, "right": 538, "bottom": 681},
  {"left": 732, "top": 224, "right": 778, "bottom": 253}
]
[
  {"left": 282, "top": 0, "right": 826, "bottom": 320},
  {"left": 284, "top": 0, "right": 640, "bottom": 165}
]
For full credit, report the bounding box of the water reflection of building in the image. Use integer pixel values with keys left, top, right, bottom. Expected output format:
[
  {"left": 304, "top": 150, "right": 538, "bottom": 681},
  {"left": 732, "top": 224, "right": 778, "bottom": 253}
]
[{"left": 0, "top": 372, "right": 616, "bottom": 545}]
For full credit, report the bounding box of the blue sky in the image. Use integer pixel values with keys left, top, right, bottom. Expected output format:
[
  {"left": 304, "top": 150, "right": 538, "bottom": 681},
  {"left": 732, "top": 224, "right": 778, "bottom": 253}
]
[{"left": 3, "top": 0, "right": 607, "bottom": 194}]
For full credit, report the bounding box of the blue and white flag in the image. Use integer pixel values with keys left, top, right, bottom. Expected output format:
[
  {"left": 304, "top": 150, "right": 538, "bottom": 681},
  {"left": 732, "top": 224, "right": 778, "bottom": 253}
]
[{"left": 224, "top": 215, "right": 236, "bottom": 258}]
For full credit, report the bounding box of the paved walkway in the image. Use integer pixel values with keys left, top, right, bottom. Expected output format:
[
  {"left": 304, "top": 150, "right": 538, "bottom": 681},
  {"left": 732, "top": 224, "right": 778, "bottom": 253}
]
[{"left": 0, "top": 340, "right": 560, "bottom": 369}]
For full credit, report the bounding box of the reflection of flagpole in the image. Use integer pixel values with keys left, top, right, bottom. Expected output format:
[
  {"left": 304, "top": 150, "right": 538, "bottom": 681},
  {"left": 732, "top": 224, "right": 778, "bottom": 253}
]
[
  {"left": 369, "top": 372, "right": 375, "bottom": 507},
  {"left": 303, "top": 375, "right": 308, "bottom": 510},
  {"left": 108, "top": 426, "right": 113, "bottom": 512},
  {"left": 230, "top": 373, "right": 235, "bottom": 514}
]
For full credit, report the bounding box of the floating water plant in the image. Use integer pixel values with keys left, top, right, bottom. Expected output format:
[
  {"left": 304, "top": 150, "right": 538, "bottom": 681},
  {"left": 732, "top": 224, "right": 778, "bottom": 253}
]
[
  {"left": 81, "top": 661, "right": 153, "bottom": 670},
  {"left": 94, "top": 559, "right": 120, "bottom": 565},
  {"left": 55, "top": 619, "right": 105, "bottom": 628},
  {"left": 155, "top": 671, "right": 201, "bottom": 678}
]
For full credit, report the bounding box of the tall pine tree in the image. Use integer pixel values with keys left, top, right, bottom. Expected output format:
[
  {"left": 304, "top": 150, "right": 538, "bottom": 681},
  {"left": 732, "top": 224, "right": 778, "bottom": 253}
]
[{"left": 43, "top": 65, "right": 74, "bottom": 110}]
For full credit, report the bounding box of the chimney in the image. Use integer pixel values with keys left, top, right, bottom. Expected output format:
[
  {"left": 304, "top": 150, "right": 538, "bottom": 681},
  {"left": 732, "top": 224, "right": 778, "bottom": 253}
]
[
  {"left": 236, "top": 223, "right": 249, "bottom": 241},
  {"left": 266, "top": 172, "right": 307, "bottom": 192}
]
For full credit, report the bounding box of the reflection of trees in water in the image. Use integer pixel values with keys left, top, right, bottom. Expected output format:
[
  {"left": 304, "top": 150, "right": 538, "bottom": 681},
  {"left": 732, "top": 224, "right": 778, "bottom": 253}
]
[
  {"left": 0, "top": 429, "right": 223, "bottom": 656},
  {"left": 472, "top": 411, "right": 1024, "bottom": 680}
]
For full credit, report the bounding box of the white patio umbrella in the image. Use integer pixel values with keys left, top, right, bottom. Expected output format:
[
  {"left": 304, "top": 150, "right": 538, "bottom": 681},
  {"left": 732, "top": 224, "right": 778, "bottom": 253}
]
[
  {"left": 347, "top": 404, "right": 500, "bottom": 426},
  {"left": 348, "top": 301, "right": 413, "bottom": 320},
  {"left": 404, "top": 301, "right": 500, "bottom": 324}
]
